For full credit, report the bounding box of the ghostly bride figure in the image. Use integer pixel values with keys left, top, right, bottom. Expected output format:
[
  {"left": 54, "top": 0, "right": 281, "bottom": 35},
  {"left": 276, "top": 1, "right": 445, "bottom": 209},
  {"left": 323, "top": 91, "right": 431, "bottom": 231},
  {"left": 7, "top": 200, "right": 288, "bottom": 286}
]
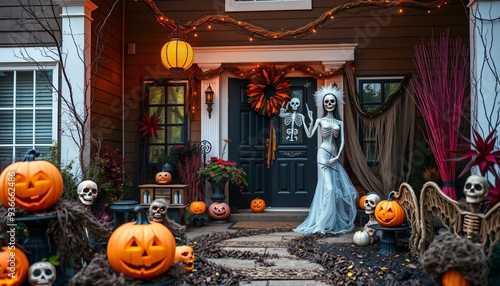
[{"left": 294, "top": 84, "right": 358, "bottom": 234}]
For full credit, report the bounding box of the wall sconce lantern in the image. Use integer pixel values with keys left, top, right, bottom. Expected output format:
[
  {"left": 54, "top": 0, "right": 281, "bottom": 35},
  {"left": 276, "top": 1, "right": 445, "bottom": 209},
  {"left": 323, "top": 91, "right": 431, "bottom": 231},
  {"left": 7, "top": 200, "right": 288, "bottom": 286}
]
[{"left": 205, "top": 85, "right": 214, "bottom": 119}]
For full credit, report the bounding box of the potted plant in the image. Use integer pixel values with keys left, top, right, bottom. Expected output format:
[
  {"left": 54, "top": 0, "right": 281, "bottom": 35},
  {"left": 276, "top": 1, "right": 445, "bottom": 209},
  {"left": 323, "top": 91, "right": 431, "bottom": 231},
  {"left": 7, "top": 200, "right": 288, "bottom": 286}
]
[{"left": 196, "top": 157, "right": 248, "bottom": 203}]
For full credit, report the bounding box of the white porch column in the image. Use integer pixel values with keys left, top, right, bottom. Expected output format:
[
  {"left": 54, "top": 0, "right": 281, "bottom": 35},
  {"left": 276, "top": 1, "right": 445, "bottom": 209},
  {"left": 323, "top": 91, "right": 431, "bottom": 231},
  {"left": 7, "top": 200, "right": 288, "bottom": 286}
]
[
  {"left": 199, "top": 64, "right": 222, "bottom": 161},
  {"left": 54, "top": 0, "right": 97, "bottom": 178},
  {"left": 469, "top": 1, "right": 500, "bottom": 142}
]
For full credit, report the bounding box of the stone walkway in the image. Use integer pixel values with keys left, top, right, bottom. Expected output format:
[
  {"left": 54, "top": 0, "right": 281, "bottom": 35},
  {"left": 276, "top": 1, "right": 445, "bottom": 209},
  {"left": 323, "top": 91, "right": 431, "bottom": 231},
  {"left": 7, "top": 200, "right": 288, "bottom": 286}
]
[{"left": 186, "top": 222, "right": 354, "bottom": 285}]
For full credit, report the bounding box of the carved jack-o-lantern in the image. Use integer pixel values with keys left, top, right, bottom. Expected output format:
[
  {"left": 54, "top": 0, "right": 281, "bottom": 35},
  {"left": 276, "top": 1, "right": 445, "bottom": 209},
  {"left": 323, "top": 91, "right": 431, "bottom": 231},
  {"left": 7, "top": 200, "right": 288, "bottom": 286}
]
[
  {"left": 189, "top": 201, "right": 206, "bottom": 215},
  {"left": 374, "top": 192, "right": 406, "bottom": 227},
  {"left": 0, "top": 246, "right": 29, "bottom": 286},
  {"left": 0, "top": 149, "right": 63, "bottom": 212},
  {"left": 155, "top": 171, "right": 172, "bottom": 185},
  {"left": 250, "top": 198, "right": 266, "bottom": 213},
  {"left": 208, "top": 202, "right": 230, "bottom": 220},
  {"left": 174, "top": 245, "right": 195, "bottom": 272},
  {"left": 107, "top": 206, "right": 176, "bottom": 279}
]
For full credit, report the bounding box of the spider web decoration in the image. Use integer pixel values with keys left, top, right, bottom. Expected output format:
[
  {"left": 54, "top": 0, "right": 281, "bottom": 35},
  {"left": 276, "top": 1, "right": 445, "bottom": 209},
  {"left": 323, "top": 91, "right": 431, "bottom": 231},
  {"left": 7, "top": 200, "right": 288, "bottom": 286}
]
[{"left": 246, "top": 66, "right": 291, "bottom": 117}]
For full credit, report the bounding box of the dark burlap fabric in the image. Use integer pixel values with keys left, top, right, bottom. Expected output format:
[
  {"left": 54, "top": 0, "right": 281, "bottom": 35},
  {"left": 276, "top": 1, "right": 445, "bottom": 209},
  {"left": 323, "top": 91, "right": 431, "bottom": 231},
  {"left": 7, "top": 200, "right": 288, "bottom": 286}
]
[{"left": 421, "top": 232, "right": 488, "bottom": 286}]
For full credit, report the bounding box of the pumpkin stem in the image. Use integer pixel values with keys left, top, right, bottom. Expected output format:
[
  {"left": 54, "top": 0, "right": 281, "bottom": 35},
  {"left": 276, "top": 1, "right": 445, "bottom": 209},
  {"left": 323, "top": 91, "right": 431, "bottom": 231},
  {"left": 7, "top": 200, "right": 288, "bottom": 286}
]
[
  {"left": 134, "top": 205, "right": 150, "bottom": 225},
  {"left": 23, "top": 149, "right": 41, "bottom": 162},
  {"left": 388, "top": 191, "right": 396, "bottom": 201}
]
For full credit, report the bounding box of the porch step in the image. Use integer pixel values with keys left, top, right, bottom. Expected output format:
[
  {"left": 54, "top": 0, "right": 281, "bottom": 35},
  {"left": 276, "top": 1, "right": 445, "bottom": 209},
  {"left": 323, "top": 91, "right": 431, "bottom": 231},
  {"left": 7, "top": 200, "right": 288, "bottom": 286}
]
[{"left": 228, "top": 208, "right": 309, "bottom": 222}]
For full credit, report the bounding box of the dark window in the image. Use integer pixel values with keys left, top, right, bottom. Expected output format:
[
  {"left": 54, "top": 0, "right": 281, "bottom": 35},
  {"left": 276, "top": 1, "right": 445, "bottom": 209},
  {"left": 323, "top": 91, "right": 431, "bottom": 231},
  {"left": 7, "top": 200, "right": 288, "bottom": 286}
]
[
  {"left": 357, "top": 78, "right": 402, "bottom": 164},
  {"left": 144, "top": 81, "right": 188, "bottom": 164}
]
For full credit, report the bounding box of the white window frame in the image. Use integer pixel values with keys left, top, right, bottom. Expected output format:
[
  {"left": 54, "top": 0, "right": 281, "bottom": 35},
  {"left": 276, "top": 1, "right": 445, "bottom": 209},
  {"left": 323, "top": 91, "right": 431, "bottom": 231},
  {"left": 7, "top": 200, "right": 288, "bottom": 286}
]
[
  {"left": 0, "top": 47, "right": 59, "bottom": 163},
  {"left": 225, "top": 0, "right": 312, "bottom": 12}
]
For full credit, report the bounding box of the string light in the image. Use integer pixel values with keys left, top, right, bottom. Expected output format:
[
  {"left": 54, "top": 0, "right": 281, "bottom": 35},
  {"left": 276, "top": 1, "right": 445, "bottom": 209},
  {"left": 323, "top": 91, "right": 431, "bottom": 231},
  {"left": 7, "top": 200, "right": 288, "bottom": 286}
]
[{"left": 141, "top": 0, "right": 447, "bottom": 41}]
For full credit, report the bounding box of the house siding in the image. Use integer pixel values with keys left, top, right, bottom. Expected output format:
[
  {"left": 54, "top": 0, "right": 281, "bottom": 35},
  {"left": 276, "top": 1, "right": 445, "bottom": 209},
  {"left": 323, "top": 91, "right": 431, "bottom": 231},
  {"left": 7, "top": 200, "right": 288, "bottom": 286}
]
[
  {"left": 0, "top": 0, "right": 61, "bottom": 47},
  {"left": 90, "top": 0, "right": 124, "bottom": 151}
]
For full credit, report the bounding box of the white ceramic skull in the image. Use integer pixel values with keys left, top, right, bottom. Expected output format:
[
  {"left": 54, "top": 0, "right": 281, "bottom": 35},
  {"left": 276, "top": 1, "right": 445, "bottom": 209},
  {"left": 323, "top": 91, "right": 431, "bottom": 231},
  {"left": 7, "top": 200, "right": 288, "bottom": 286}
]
[
  {"left": 289, "top": 98, "right": 301, "bottom": 111},
  {"left": 364, "top": 193, "right": 381, "bottom": 215},
  {"left": 77, "top": 180, "right": 98, "bottom": 206},
  {"left": 464, "top": 175, "right": 489, "bottom": 204},
  {"left": 149, "top": 198, "right": 168, "bottom": 222},
  {"left": 28, "top": 261, "right": 56, "bottom": 286},
  {"left": 323, "top": 94, "right": 337, "bottom": 112}
]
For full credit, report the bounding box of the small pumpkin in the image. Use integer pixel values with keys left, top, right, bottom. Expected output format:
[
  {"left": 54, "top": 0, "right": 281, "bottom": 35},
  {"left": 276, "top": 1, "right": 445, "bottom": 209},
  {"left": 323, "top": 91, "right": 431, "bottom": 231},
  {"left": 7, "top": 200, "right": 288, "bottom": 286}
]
[
  {"left": 107, "top": 206, "right": 176, "bottom": 279},
  {"left": 174, "top": 245, "right": 195, "bottom": 272},
  {"left": 352, "top": 229, "right": 371, "bottom": 247},
  {"left": 189, "top": 201, "right": 206, "bottom": 215},
  {"left": 208, "top": 202, "right": 230, "bottom": 220},
  {"left": 155, "top": 171, "right": 172, "bottom": 184},
  {"left": 0, "top": 149, "right": 63, "bottom": 212},
  {"left": 374, "top": 192, "right": 406, "bottom": 227},
  {"left": 359, "top": 194, "right": 368, "bottom": 210},
  {"left": 441, "top": 270, "right": 470, "bottom": 286},
  {"left": 250, "top": 198, "right": 266, "bottom": 213},
  {"left": 0, "top": 246, "right": 29, "bottom": 286}
]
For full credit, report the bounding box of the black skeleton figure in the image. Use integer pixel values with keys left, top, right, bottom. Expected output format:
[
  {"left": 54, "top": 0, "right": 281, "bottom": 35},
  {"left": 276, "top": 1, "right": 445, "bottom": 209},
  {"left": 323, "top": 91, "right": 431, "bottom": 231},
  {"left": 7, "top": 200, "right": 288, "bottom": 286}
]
[{"left": 279, "top": 98, "right": 313, "bottom": 142}]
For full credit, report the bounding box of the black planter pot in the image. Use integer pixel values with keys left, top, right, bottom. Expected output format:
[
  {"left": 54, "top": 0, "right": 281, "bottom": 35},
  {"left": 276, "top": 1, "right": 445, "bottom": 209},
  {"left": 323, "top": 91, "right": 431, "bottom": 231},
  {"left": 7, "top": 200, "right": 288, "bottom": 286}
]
[
  {"left": 192, "top": 218, "right": 204, "bottom": 227},
  {"left": 209, "top": 180, "right": 227, "bottom": 203}
]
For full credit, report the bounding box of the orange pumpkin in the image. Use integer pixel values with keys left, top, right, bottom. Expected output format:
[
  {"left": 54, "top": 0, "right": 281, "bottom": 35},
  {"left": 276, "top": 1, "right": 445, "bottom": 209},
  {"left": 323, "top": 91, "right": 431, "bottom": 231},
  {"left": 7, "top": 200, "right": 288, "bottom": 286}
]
[
  {"left": 208, "top": 202, "right": 230, "bottom": 220},
  {"left": 174, "top": 245, "right": 195, "bottom": 272},
  {"left": 189, "top": 201, "right": 206, "bottom": 215},
  {"left": 0, "top": 149, "right": 63, "bottom": 212},
  {"left": 359, "top": 194, "right": 368, "bottom": 210},
  {"left": 442, "top": 270, "right": 470, "bottom": 286},
  {"left": 107, "top": 206, "right": 176, "bottom": 279},
  {"left": 155, "top": 171, "right": 172, "bottom": 184},
  {"left": 250, "top": 198, "right": 266, "bottom": 213},
  {"left": 374, "top": 192, "right": 406, "bottom": 227},
  {"left": 0, "top": 246, "right": 29, "bottom": 286}
]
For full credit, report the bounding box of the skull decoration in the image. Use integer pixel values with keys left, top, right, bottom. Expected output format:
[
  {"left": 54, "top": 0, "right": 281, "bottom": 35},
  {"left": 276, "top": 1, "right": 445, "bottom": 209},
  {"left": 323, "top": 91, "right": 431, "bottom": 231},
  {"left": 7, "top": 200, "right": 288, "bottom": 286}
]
[
  {"left": 463, "top": 175, "right": 489, "bottom": 204},
  {"left": 28, "top": 261, "right": 56, "bottom": 286},
  {"left": 149, "top": 198, "right": 168, "bottom": 222},
  {"left": 323, "top": 94, "right": 337, "bottom": 112},
  {"left": 364, "top": 193, "right": 381, "bottom": 215},
  {"left": 289, "top": 98, "right": 301, "bottom": 111},
  {"left": 175, "top": 245, "right": 195, "bottom": 272},
  {"left": 76, "top": 180, "right": 98, "bottom": 206}
]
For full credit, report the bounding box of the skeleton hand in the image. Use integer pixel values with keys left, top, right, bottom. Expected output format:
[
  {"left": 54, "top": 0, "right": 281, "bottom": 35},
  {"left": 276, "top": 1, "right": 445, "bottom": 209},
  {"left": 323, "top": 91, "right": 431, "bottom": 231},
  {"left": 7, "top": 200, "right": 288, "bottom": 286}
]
[
  {"left": 321, "top": 158, "right": 338, "bottom": 169},
  {"left": 279, "top": 102, "right": 289, "bottom": 117},
  {"left": 305, "top": 103, "right": 313, "bottom": 122}
]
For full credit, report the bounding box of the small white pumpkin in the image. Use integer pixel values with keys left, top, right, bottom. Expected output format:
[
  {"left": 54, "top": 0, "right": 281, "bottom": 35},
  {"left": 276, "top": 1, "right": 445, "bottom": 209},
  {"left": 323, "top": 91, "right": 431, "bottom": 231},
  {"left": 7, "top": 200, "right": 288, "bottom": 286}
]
[{"left": 353, "top": 229, "right": 371, "bottom": 246}]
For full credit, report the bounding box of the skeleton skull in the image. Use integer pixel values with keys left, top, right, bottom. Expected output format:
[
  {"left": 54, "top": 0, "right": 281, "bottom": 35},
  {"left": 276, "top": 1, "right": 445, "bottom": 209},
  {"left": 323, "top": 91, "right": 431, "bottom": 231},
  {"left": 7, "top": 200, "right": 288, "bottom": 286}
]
[
  {"left": 28, "top": 261, "right": 56, "bottom": 286},
  {"left": 149, "top": 198, "right": 168, "bottom": 222},
  {"left": 323, "top": 94, "right": 337, "bottom": 112},
  {"left": 364, "top": 193, "right": 381, "bottom": 215},
  {"left": 464, "top": 175, "right": 489, "bottom": 204},
  {"left": 289, "top": 98, "right": 301, "bottom": 111},
  {"left": 77, "top": 180, "right": 98, "bottom": 206}
]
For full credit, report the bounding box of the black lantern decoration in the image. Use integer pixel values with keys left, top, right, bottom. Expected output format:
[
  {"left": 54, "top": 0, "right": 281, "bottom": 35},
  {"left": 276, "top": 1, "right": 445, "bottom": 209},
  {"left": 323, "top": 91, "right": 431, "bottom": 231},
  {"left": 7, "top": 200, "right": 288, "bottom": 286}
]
[{"left": 205, "top": 85, "right": 214, "bottom": 119}]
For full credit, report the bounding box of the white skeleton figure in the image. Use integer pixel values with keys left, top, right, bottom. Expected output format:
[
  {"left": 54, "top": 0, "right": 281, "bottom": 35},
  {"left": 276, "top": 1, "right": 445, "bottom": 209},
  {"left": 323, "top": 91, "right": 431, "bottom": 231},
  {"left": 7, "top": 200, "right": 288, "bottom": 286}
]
[
  {"left": 279, "top": 98, "right": 313, "bottom": 142},
  {"left": 464, "top": 175, "right": 489, "bottom": 206},
  {"left": 363, "top": 193, "right": 382, "bottom": 242},
  {"left": 28, "top": 261, "right": 56, "bottom": 286},
  {"left": 149, "top": 198, "right": 168, "bottom": 222},
  {"left": 77, "top": 180, "right": 98, "bottom": 206}
]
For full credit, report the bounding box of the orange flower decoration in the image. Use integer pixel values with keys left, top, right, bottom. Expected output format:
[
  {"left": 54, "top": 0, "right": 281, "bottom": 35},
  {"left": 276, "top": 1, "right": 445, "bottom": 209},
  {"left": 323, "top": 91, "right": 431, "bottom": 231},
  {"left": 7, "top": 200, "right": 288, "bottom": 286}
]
[{"left": 246, "top": 66, "right": 291, "bottom": 117}]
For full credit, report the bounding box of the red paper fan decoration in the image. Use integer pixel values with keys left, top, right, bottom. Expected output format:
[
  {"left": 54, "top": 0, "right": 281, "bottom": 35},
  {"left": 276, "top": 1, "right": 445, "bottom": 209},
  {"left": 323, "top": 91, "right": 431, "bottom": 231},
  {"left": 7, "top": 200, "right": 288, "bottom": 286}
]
[{"left": 138, "top": 112, "right": 163, "bottom": 138}]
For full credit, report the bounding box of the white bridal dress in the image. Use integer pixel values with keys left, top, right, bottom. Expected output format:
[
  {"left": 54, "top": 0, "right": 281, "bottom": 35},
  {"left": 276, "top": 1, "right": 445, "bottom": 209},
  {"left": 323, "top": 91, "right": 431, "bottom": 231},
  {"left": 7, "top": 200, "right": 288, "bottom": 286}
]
[{"left": 294, "top": 117, "right": 358, "bottom": 235}]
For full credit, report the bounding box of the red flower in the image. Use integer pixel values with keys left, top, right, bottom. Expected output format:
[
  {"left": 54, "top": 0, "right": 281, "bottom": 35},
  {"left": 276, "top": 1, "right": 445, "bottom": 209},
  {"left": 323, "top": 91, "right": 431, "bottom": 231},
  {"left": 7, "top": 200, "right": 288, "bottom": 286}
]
[{"left": 138, "top": 112, "right": 163, "bottom": 138}]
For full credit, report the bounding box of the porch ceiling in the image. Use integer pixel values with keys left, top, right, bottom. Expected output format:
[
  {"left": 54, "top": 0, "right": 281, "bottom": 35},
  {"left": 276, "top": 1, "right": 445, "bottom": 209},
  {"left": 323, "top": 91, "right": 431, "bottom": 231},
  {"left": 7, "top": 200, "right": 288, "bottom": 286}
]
[{"left": 192, "top": 44, "right": 357, "bottom": 71}]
